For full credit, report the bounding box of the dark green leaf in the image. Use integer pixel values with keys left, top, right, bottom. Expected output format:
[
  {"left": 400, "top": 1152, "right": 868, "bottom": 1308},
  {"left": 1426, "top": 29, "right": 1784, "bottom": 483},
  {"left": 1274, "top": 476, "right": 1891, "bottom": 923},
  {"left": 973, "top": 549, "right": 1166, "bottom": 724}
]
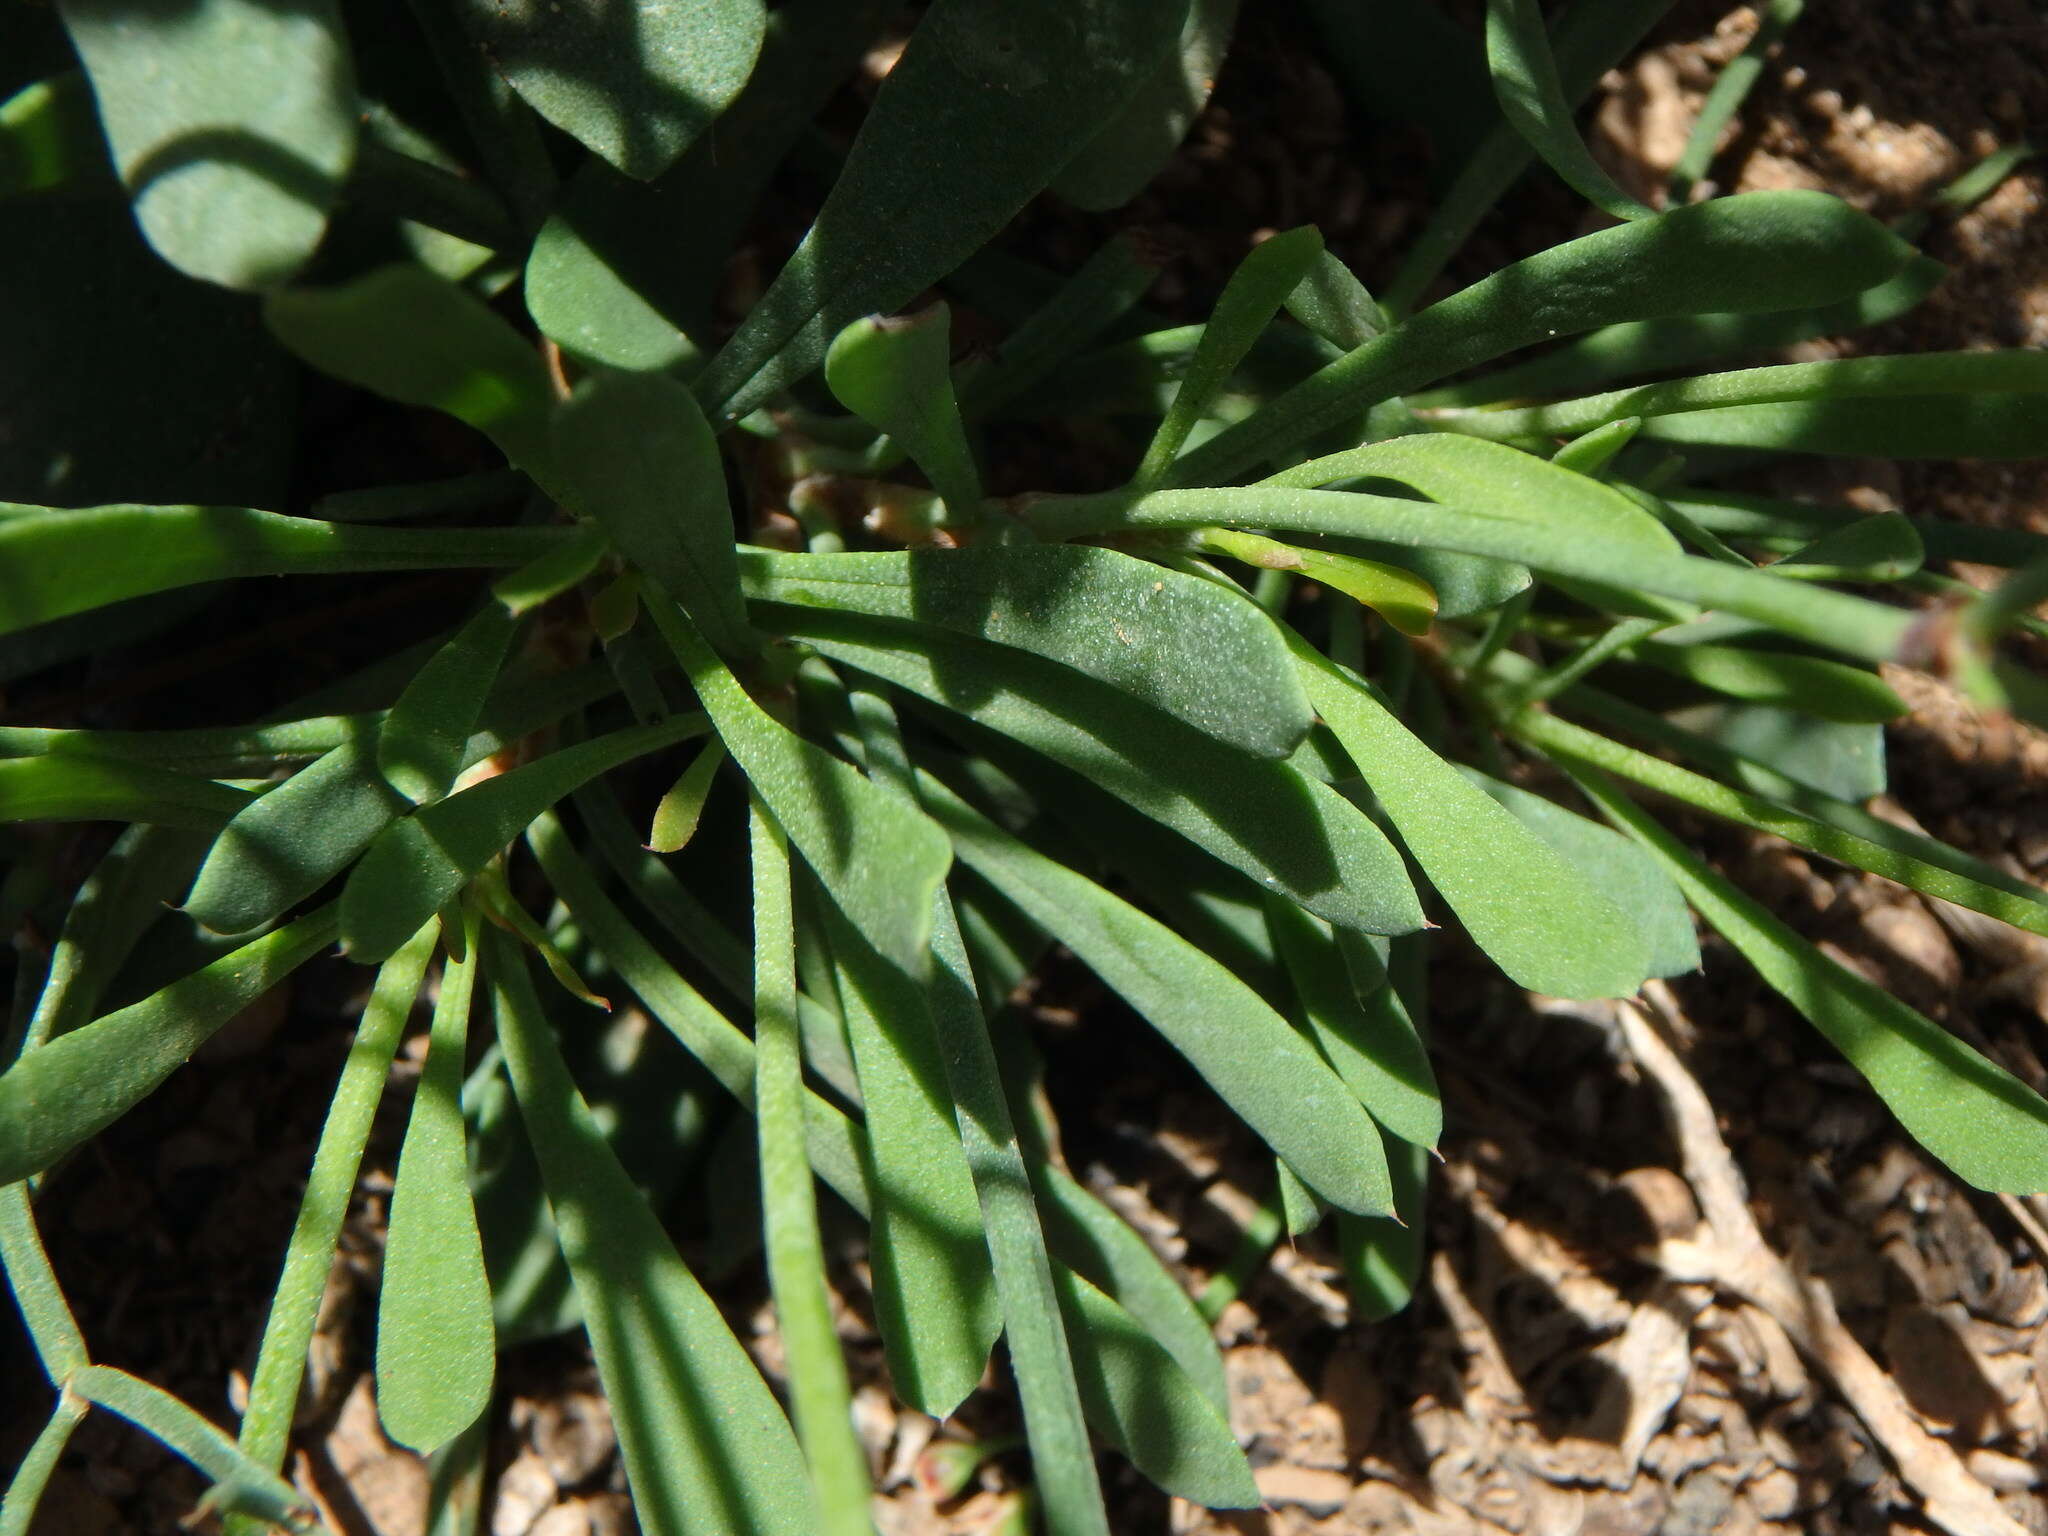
[
  {"left": 486, "top": 933, "right": 815, "bottom": 1536},
  {"left": 778, "top": 612, "right": 1419, "bottom": 937},
  {"left": 741, "top": 543, "right": 1313, "bottom": 757},
  {"left": 265, "top": 265, "right": 556, "bottom": 473},
  {"left": 378, "top": 912, "right": 495, "bottom": 1454},
  {"left": 1294, "top": 643, "right": 1651, "bottom": 999},
  {"left": 1484, "top": 0, "right": 1651, "bottom": 221},
  {"left": 695, "top": 0, "right": 1192, "bottom": 420},
  {"left": 1051, "top": 0, "right": 1238, "bottom": 211},
  {"left": 0, "top": 755, "right": 250, "bottom": 831},
  {"left": 341, "top": 716, "right": 705, "bottom": 964},
  {"left": 0, "top": 72, "right": 107, "bottom": 195},
  {"left": 59, "top": 0, "right": 355, "bottom": 287},
  {"left": 1631, "top": 641, "right": 1907, "bottom": 723},
  {"left": 918, "top": 773, "right": 1395, "bottom": 1216},
  {"left": 0, "top": 907, "right": 339, "bottom": 1185},
  {"left": 1166, "top": 190, "right": 1914, "bottom": 485},
  {"left": 379, "top": 605, "right": 520, "bottom": 805},
  {"left": 451, "top": 0, "right": 765, "bottom": 180},
  {"left": 551, "top": 370, "right": 755, "bottom": 662}
]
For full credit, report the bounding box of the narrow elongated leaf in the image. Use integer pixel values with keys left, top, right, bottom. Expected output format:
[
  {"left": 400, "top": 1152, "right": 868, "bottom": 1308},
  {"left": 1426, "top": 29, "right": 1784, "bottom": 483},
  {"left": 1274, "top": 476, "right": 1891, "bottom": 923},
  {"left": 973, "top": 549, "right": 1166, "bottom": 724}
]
[
  {"left": 1485, "top": 0, "right": 1651, "bottom": 221},
  {"left": 71, "top": 1366, "right": 312, "bottom": 1529},
  {"left": 1669, "top": 0, "right": 1804, "bottom": 199},
  {"left": 1266, "top": 433, "right": 1680, "bottom": 556},
  {"left": 1286, "top": 248, "right": 1386, "bottom": 350},
  {"left": 954, "top": 236, "right": 1165, "bottom": 419},
  {"left": 918, "top": 774, "right": 1394, "bottom": 1216},
  {"left": 1768, "top": 515, "right": 1922, "bottom": 583},
  {"left": 379, "top": 605, "right": 520, "bottom": 805},
  {"left": 0, "top": 503, "right": 566, "bottom": 637},
  {"left": 779, "top": 612, "right": 1419, "bottom": 937},
  {"left": 0, "top": 755, "right": 249, "bottom": 830},
  {"left": 696, "top": 0, "right": 1192, "bottom": 419},
  {"left": 1056, "top": 1267, "right": 1258, "bottom": 1508},
  {"left": 240, "top": 927, "right": 436, "bottom": 1472},
  {"left": 1294, "top": 643, "right": 1650, "bottom": 998},
  {"left": 452, "top": 0, "right": 764, "bottom": 181},
  {"left": 0, "top": 72, "right": 108, "bottom": 196},
  {"left": 528, "top": 813, "right": 873, "bottom": 1208},
  {"left": 1195, "top": 528, "right": 1438, "bottom": 636},
  {"left": 1037, "top": 484, "right": 1918, "bottom": 666},
  {"left": 1580, "top": 776, "right": 2048, "bottom": 1193},
  {"left": 0, "top": 904, "right": 337, "bottom": 1187},
  {"left": 379, "top": 913, "right": 496, "bottom": 1454},
  {"left": 265, "top": 266, "right": 556, "bottom": 472},
  {"left": 825, "top": 910, "right": 1000, "bottom": 1418},
  {"left": 825, "top": 306, "right": 984, "bottom": 518},
  {"left": 550, "top": 371, "right": 754, "bottom": 661},
  {"left": 486, "top": 933, "right": 815, "bottom": 1536},
  {"left": 1632, "top": 641, "right": 1907, "bottom": 723},
  {"left": 645, "top": 599, "right": 951, "bottom": 976},
  {"left": 1052, "top": 0, "right": 1239, "bottom": 210},
  {"left": 341, "top": 716, "right": 706, "bottom": 963},
  {"left": 0, "top": 718, "right": 358, "bottom": 779},
  {"left": 1033, "top": 1166, "right": 1228, "bottom": 1414},
  {"left": 1163, "top": 190, "right": 1914, "bottom": 485},
  {"left": 186, "top": 731, "right": 404, "bottom": 936},
  {"left": 749, "top": 807, "right": 872, "bottom": 1532},
  {"left": 1268, "top": 901, "right": 1440, "bottom": 1148},
  {"left": 59, "top": 0, "right": 355, "bottom": 288},
  {"left": 740, "top": 543, "right": 1313, "bottom": 757},
  {"left": 1, "top": 1394, "right": 86, "bottom": 1536},
  {"left": 1461, "top": 771, "right": 1698, "bottom": 979},
  {"left": 1137, "top": 227, "right": 1324, "bottom": 486},
  {"left": 1667, "top": 701, "right": 1887, "bottom": 803}
]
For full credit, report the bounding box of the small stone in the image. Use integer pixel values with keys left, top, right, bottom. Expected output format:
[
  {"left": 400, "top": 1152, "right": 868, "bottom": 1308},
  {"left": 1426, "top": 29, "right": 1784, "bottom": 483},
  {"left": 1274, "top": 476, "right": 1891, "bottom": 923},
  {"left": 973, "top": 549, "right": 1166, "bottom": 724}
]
[{"left": 1254, "top": 1463, "right": 1351, "bottom": 1517}]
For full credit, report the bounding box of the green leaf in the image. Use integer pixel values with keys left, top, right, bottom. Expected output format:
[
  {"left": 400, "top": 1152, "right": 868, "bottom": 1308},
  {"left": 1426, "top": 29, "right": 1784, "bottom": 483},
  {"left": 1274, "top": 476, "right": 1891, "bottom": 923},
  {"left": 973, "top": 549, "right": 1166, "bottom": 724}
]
[
  {"left": 70, "top": 1367, "right": 312, "bottom": 1529},
  {"left": 918, "top": 773, "right": 1394, "bottom": 1216},
  {"left": 549, "top": 369, "right": 756, "bottom": 661},
  {"left": 1195, "top": 528, "right": 1439, "bottom": 636},
  {"left": 695, "top": 0, "right": 1192, "bottom": 420},
  {"left": 1668, "top": 0, "right": 1804, "bottom": 201},
  {"left": 1460, "top": 771, "right": 1698, "bottom": 979},
  {"left": 1580, "top": 775, "right": 2048, "bottom": 1193},
  {"left": 265, "top": 265, "right": 557, "bottom": 473},
  {"left": 527, "top": 813, "right": 873, "bottom": 1211},
  {"left": 1039, "top": 484, "right": 1919, "bottom": 667},
  {"left": 1484, "top": 0, "right": 1652, "bottom": 221},
  {"left": 823, "top": 907, "right": 1000, "bottom": 1418},
  {"left": 1294, "top": 643, "right": 1650, "bottom": 999},
  {"left": 645, "top": 599, "right": 952, "bottom": 977},
  {"left": 1267, "top": 901, "right": 1441, "bottom": 1147},
  {"left": 526, "top": 213, "right": 698, "bottom": 373},
  {"left": 1267, "top": 433, "right": 1680, "bottom": 557},
  {"left": 1164, "top": 190, "right": 1914, "bottom": 485},
  {"left": 749, "top": 805, "right": 872, "bottom": 1533},
  {"left": 1412, "top": 256, "right": 1947, "bottom": 408},
  {"left": 0, "top": 904, "right": 337, "bottom": 1186},
  {"left": 379, "top": 605, "right": 521, "bottom": 805},
  {"left": 485, "top": 931, "right": 816, "bottom": 1536},
  {"left": 58, "top": 0, "right": 356, "bottom": 288},
  {"left": 0, "top": 72, "right": 107, "bottom": 196},
  {"left": 378, "top": 911, "right": 496, "bottom": 1454},
  {"left": 1667, "top": 702, "right": 1887, "bottom": 802},
  {"left": 777, "top": 611, "right": 1419, "bottom": 937},
  {"left": 1631, "top": 641, "right": 1907, "bottom": 724},
  {"left": 240, "top": 926, "right": 436, "bottom": 1471},
  {"left": 648, "top": 739, "right": 725, "bottom": 854},
  {"left": 1055, "top": 1268, "right": 1258, "bottom": 1508},
  {"left": 1051, "top": 0, "right": 1239, "bottom": 211},
  {"left": 1137, "top": 226, "right": 1325, "bottom": 486},
  {"left": 0, "top": 1181, "right": 88, "bottom": 1384},
  {"left": 1285, "top": 248, "right": 1387, "bottom": 351},
  {"left": 740, "top": 543, "right": 1313, "bottom": 757},
  {"left": 341, "top": 716, "right": 706, "bottom": 963},
  {"left": 1767, "top": 515, "right": 1923, "bottom": 583},
  {"left": 451, "top": 0, "right": 765, "bottom": 180},
  {"left": 825, "top": 305, "right": 984, "bottom": 519},
  {"left": 0, "top": 755, "right": 250, "bottom": 831},
  {"left": 0, "top": 504, "right": 564, "bottom": 639},
  {"left": 0, "top": 1394, "right": 86, "bottom": 1536}
]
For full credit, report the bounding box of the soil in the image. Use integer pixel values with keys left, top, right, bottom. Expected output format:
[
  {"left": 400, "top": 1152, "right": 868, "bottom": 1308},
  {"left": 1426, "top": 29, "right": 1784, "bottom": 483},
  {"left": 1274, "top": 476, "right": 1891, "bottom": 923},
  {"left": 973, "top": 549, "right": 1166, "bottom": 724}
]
[{"left": 7, "top": 3, "right": 2048, "bottom": 1534}]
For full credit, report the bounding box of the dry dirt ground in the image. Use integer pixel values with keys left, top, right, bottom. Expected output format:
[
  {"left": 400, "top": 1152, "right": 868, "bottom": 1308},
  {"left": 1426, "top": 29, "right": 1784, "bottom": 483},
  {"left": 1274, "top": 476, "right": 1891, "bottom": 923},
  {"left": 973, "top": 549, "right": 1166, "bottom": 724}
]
[{"left": 7, "top": 3, "right": 2048, "bottom": 1534}]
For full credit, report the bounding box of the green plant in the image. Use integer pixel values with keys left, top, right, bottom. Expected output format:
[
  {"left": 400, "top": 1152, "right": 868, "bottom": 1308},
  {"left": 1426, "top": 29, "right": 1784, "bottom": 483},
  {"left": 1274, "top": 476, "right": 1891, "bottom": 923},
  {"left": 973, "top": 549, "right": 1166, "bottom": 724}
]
[{"left": 4, "top": 1, "right": 2046, "bottom": 1532}]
